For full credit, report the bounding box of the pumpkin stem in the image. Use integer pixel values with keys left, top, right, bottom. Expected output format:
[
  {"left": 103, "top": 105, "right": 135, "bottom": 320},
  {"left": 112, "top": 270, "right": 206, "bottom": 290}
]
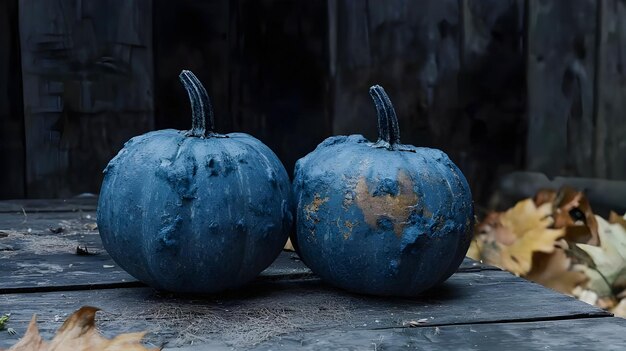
[
  {"left": 369, "top": 85, "right": 400, "bottom": 148},
  {"left": 179, "top": 70, "right": 215, "bottom": 137}
]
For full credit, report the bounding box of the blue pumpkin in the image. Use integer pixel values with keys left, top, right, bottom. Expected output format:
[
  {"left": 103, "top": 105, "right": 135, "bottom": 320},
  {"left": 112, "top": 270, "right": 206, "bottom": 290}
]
[
  {"left": 293, "top": 85, "right": 473, "bottom": 296},
  {"left": 97, "top": 70, "right": 293, "bottom": 293}
]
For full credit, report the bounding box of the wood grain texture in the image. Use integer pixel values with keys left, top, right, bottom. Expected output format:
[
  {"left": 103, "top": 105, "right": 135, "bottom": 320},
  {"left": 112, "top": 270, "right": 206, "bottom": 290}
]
[
  {"left": 0, "top": 0, "right": 25, "bottom": 199},
  {"left": 253, "top": 317, "right": 626, "bottom": 351},
  {"left": 329, "top": 0, "right": 460, "bottom": 150},
  {"left": 230, "top": 0, "right": 332, "bottom": 176},
  {"left": 0, "top": 209, "right": 312, "bottom": 292},
  {"left": 0, "top": 201, "right": 493, "bottom": 292},
  {"left": 595, "top": 0, "right": 626, "bottom": 180},
  {"left": 0, "top": 271, "right": 608, "bottom": 349},
  {"left": 153, "top": 0, "right": 232, "bottom": 133},
  {"left": 459, "top": 0, "right": 526, "bottom": 202},
  {"left": 0, "top": 197, "right": 97, "bottom": 213},
  {"left": 526, "top": 0, "right": 597, "bottom": 178},
  {"left": 18, "top": 0, "right": 155, "bottom": 198}
]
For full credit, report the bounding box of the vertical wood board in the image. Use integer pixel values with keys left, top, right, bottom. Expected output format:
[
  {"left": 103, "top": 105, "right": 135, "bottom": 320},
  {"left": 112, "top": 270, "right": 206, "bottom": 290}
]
[
  {"left": 526, "top": 0, "right": 597, "bottom": 178},
  {"left": 18, "top": 0, "right": 155, "bottom": 197},
  {"left": 153, "top": 0, "right": 231, "bottom": 133},
  {"left": 229, "top": 0, "right": 331, "bottom": 176},
  {"left": 459, "top": 0, "right": 526, "bottom": 202},
  {"left": 595, "top": 0, "right": 626, "bottom": 179},
  {"left": 0, "top": 0, "right": 25, "bottom": 198},
  {"left": 329, "top": 0, "right": 461, "bottom": 151}
]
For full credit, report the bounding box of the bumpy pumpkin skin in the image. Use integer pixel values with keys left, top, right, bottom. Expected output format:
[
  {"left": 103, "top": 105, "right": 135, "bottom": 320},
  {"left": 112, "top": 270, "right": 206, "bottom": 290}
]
[
  {"left": 293, "top": 87, "right": 473, "bottom": 297},
  {"left": 97, "top": 71, "right": 292, "bottom": 293}
]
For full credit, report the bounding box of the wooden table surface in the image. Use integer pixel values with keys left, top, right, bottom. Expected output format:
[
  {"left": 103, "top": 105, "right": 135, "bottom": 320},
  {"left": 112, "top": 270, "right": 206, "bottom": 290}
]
[{"left": 1, "top": 199, "right": 625, "bottom": 350}]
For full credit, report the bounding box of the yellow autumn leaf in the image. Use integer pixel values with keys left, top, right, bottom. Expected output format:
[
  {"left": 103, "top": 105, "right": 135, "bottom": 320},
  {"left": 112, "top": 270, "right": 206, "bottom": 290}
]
[
  {"left": 576, "top": 216, "right": 626, "bottom": 296},
  {"left": 499, "top": 199, "right": 554, "bottom": 239},
  {"left": 2, "top": 307, "right": 158, "bottom": 351},
  {"left": 500, "top": 225, "right": 565, "bottom": 275},
  {"left": 466, "top": 239, "right": 481, "bottom": 261},
  {"left": 470, "top": 199, "right": 564, "bottom": 276},
  {"left": 525, "top": 248, "right": 588, "bottom": 295}
]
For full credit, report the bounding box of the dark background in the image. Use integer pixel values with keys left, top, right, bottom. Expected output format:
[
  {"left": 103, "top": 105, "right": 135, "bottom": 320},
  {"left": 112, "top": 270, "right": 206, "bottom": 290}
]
[{"left": 1, "top": 0, "right": 625, "bottom": 208}]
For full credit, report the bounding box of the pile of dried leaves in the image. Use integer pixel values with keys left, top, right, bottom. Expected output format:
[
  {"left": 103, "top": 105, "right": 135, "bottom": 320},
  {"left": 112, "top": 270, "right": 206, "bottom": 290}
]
[
  {"left": 468, "top": 186, "right": 626, "bottom": 317},
  {"left": 1, "top": 307, "right": 158, "bottom": 351}
]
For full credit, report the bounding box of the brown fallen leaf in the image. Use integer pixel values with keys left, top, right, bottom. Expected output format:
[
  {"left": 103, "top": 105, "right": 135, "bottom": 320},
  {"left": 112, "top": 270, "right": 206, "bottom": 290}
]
[
  {"left": 2, "top": 307, "right": 158, "bottom": 351},
  {"left": 472, "top": 199, "right": 564, "bottom": 275},
  {"left": 535, "top": 187, "right": 598, "bottom": 245},
  {"left": 499, "top": 199, "right": 554, "bottom": 240},
  {"left": 525, "top": 248, "right": 587, "bottom": 295},
  {"left": 533, "top": 188, "right": 557, "bottom": 207}
]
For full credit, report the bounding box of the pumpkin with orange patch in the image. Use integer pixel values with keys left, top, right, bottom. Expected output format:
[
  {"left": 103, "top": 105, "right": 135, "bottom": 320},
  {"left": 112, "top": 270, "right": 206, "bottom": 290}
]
[{"left": 292, "top": 85, "right": 473, "bottom": 296}]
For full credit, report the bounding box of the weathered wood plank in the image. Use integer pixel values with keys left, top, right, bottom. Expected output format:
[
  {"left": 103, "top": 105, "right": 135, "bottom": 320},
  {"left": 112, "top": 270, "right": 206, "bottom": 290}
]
[
  {"left": 0, "top": 207, "right": 493, "bottom": 291},
  {"left": 0, "top": 0, "right": 25, "bottom": 199},
  {"left": 459, "top": 0, "right": 526, "bottom": 202},
  {"left": 252, "top": 317, "right": 626, "bottom": 351},
  {"left": 0, "top": 210, "right": 137, "bottom": 292},
  {"left": 329, "top": 0, "right": 460, "bottom": 149},
  {"left": 153, "top": 0, "right": 232, "bottom": 133},
  {"left": 0, "top": 271, "right": 608, "bottom": 349},
  {"left": 18, "top": 0, "right": 155, "bottom": 198},
  {"left": 526, "top": 0, "right": 597, "bottom": 178},
  {"left": 595, "top": 0, "right": 626, "bottom": 180},
  {"left": 0, "top": 209, "right": 313, "bottom": 292},
  {"left": 229, "top": 0, "right": 332, "bottom": 175},
  {"left": 0, "top": 197, "right": 98, "bottom": 213}
]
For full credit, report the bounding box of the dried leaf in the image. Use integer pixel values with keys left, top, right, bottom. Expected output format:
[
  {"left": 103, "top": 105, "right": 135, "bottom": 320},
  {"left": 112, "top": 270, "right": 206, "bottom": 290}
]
[
  {"left": 539, "top": 187, "right": 599, "bottom": 245},
  {"left": 403, "top": 319, "right": 428, "bottom": 327},
  {"left": 576, "top": 216, "right": 626, "bottom": 296},
  {"left": 4, "top": 315, "right": 45, "bottom": 351},
  {"left": 597, "top": 296, "right": 618, "bottom": 310},
  {"left": 609, "top": 211, "right": 626, "bottom": 229},
  {"left": 525, "top": 248, "right": 587, "bottom": 295},
  {"left": 574, "top": 288, "right": 599, "bottom": 306},
  {"left": 533, "top": 189, "right": 557, "bottom": 207},
  {"left": 4, "top": 307, "right": 158, "bottom": 351},
  {"left": 466, "top": 239, "right": 481, "bottom": 261},
  {"left": 283, "top": 238, "right": 295, "bottom": 252},
  {"left": 471, "top": 199, "right": 564, "bottom": 275},
  {"left": 612, "top": 299, "right": 626, "bottom": 319},
  {"left": 499, "top": 226, "right": 565, "bottom": 275},
  {"left": 500, "top": 199, "right": 554, "bottom": 240}
]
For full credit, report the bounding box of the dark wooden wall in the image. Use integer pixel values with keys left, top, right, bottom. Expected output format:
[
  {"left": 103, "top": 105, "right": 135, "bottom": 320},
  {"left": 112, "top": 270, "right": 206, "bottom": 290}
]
[
  {"left": 229, "top": 0, "right": 332, "bottom": 174},
  {"left": 1, "top": 0, "right": 625, "bottom": 202},
  {"left": 0, "top": 0, "right": 25, "bottom": 198},
  {"left": 328, "top": 0, "right": 526, "bottom": 202},
  {"left": 18, "top": 0, "right": 154, "bottom": 198}
]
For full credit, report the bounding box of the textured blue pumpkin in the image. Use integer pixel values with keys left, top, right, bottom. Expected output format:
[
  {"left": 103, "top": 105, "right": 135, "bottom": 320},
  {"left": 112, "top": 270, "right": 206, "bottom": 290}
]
[
  {"left": 97, "top": 71, "right": 292, "bottom": 293},
  {"left": 293, "top": 85, "right": 473, "bottom": 296}
]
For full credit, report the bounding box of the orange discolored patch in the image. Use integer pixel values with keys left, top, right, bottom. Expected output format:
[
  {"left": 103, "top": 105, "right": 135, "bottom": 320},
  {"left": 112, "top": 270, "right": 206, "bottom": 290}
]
[
  {"left": 336, "top": 219, "right": 357, "bottom": 240},
  {"left": 304, "top": 193, "right": 329, "bottom": 223},
  {"left": 355, "top": 171, "right": 418, "bottom": 237}
]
